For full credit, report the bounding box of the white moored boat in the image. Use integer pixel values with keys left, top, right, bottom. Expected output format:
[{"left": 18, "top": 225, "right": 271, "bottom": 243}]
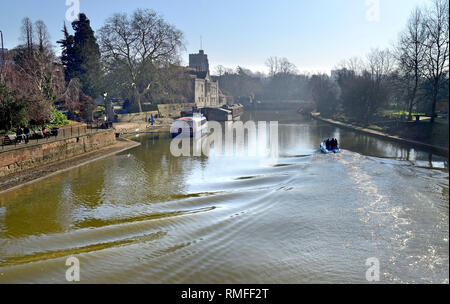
[{"left": 170, "top": 114, "right": 208, "bottom": 138}]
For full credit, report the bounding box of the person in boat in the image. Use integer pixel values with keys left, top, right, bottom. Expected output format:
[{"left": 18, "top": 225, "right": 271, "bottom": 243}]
[
  {"left": 325, "top": 139, "right": 330, "bottom": 150},
  {"left": 332, "top": 138, "right": 339, "bottom": 150}
]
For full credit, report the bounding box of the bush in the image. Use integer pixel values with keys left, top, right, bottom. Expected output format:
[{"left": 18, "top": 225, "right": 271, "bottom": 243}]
[
  {"left": 0, "top": 129, "right": 16, "bottom": 135},
  {"left": 50, "top": 107, "right": 69, "bottom": 126},
  {"left": 368, "top": 125, "right": 384, "bottom": 132},
  {"left": 334, "top": 114, "right": 350, "bottom": 123}
]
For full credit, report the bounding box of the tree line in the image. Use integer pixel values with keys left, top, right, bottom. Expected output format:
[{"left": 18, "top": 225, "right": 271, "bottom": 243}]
[
  {"left": 326, "top": 0, "right": 449, "bottom": 125},
  {"left": 0, "top": 17, "right": 66, "bottom": 131},
  {"left": 0, "top": 1, "right": 448, "bottom": 132},
  {"left": 214, "top": 61, "right": 310, "bottom": 103},
  {"left": 0, "top": 9, "right": 188, "bottom": 131},
  {"left": 215, "top": 0, "right": 448, "bottom": 125}
]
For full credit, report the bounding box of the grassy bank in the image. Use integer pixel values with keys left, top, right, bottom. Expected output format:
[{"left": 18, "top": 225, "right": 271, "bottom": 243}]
[
  {"left": 331, "top": 114, "right": 449, "bottom": 149},
  {"left": 312, "top": 113, "right": 449, "bottom": 157}
]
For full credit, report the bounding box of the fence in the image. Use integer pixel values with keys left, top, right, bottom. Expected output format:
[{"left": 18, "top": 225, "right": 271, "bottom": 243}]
[{"left": 0, "top": 122, "right": 113, "bottom": 153}]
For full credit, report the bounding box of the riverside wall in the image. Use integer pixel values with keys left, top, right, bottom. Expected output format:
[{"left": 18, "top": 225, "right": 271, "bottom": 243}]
[
  {"left": 157, "top": 103, "right": 196, "bottom": 118},
  {"left": 0, "top": 130, "right": 116, "bottom": 178},
  {"left": 116, "top": 111, "right": 159, "bottom": 123}
]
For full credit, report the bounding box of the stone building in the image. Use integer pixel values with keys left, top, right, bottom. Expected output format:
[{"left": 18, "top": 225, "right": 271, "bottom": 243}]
[
  {"left": 189, "top": 49, "right": 209, "bottom": 73},
  {"left": 189, "top": 70, "right": 220, "bottom": 108},
  {"left": 188, "top": 49, "right": 227, "bottom": 108}
]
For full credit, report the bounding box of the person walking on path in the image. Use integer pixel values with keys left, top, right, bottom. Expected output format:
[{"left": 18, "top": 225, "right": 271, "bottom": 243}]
[
  {"left": 24, "top": 126, "right": 30, "bottom": 144},
  {"left": 16, "top": 126, "right": 23, "bottom": 144}
]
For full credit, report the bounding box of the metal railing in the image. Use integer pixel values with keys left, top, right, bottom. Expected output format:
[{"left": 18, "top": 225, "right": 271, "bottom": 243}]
[{"left": 1, "top": 122, "right": 113, "bottom": 153}]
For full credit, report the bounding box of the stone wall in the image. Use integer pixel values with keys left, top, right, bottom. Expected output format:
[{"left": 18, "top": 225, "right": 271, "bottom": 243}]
[
  {"left": 0, "top": 130, "right": 116, "bottom": 178},
  {"left": 157, "top": 103, "right": 196, "bottom": 118},
  {"left": 116, "top": 111, "right": 159, "bottom": 123}
]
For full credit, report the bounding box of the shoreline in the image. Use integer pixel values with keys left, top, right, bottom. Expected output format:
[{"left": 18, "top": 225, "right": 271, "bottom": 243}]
[
  {"left": 113, "top": 120, "right": 171, "bottom": 135},
  {"left": 311, "top": 113, "right": 449, "bottom": 157},
  {"left": 0, "top": 137, "right": 141, "bottom": 195}
]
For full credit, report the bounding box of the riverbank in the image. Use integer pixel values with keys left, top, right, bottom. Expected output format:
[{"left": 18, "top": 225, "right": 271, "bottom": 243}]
[
  {"left": 113, "top": 118, "right": 173, "bottom": 135},
  {"left": 0, "top": 137, "right": 140, "bottom": 195},
  {"left": 311, "top": 113, "right": 449, "bottom": 157}
]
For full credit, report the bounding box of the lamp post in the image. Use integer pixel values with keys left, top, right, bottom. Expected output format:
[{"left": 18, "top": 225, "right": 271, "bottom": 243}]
[
  {"left": 0, "top": 30, "right": 4, "bottom": 80},
  {"left": 103, "top": 92, "right": 108, "bottom": 122},
  {"left": 103, "top": 92, "right": 113, "bottom": 125}
]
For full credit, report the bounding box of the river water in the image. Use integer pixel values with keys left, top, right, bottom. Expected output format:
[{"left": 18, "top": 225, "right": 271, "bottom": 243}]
[{"left": 0, "top": 111, "right": 448, "bottom": 283}]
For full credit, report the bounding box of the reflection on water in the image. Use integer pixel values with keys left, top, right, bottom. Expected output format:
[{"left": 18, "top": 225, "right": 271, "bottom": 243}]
[{"left": 0, "top": 111, "right": 448, "bottom": 283}]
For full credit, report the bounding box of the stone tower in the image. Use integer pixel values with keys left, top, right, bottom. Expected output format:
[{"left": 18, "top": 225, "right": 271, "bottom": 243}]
[{"left": 189, "top": 50, "right": 210, "bottom": 73}]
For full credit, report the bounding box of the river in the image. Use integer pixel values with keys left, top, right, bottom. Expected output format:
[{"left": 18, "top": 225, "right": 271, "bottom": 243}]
[{"left": 0, "top": 110, "right": 448, "bottom": 283}]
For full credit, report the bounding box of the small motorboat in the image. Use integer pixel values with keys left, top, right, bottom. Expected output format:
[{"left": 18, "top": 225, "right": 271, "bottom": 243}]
[{"left": 320, "top": 140, "right": 341, "bottom": 154}]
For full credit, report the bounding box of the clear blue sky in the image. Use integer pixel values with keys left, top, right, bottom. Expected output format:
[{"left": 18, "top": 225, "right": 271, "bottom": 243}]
[{"left": 0, "top": 0, "right": 431, "bottom": 74}]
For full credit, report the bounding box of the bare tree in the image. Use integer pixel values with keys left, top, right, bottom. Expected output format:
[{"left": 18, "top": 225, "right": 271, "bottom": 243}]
[
  {"left": 336, "top": 57, "right": 365, "bottom": 75},
  {"left": 364, "top": 49, "right": 395, "bottom": 122},
  {"left": 99, "top": 8, "right": 184, "bottom": 112},
  {"left": 1, "top": 46, "right": 65, "bottom": 127},
  {"left": 278, "top": 58, "right": 297, "bottom": 75},
  {"left": 366, "top": 48, "right": 394, "bottom": 82},
  {"left": 422, "top": 0, "right": 449, "bottom": 123},
  {"left": 265, "top": 56, "right": 297, "bottom": 76},
  {"left": 336, "top": 50, "right": 394, "bottom": 123},
  {"left": 21, "top": 17, "right": 34, "bottom": 54},
  {"left": 395, "top": 7, "right": 427, "bottom": 120},
  {"left": 35, "top": 20, "right": 51, "bottom": 53},
  {"left": 214, "top": 65, "right": 226, "bottom": 77},
  {"left": 265, "top": 56, "right": 279, "bottom": 77}
]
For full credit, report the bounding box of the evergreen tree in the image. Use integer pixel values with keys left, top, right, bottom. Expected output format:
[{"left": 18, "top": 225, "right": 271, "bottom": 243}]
[
  {"left": 72, "top": 13, "right": 102, "bottom": 98},
  {"left": 58, "top": 14, "right": 102, "bottom": 98},
  {"left": 57, "top": 23, "right": 76, "bottom": 82}
]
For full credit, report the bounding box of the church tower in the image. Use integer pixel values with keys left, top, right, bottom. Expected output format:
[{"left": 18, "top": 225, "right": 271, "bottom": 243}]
[{"left": 189, "top": 50, "right": 210, "bottom": 73}]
